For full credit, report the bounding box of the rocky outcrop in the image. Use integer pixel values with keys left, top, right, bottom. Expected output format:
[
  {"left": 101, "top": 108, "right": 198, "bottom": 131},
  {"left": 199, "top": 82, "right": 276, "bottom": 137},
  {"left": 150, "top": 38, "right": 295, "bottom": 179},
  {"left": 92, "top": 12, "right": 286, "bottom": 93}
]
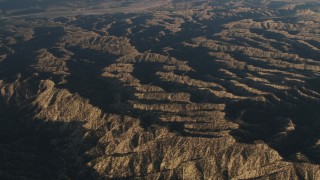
[{"left": 1, "top": 0, "right": 320, "bottom": 179}]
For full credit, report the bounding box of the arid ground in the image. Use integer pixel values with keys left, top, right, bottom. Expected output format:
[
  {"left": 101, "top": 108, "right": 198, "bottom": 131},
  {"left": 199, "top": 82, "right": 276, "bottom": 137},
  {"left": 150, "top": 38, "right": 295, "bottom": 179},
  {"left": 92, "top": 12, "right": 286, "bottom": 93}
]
[{"left": 1, "top": 0, "right": 320, "bottom": 179}]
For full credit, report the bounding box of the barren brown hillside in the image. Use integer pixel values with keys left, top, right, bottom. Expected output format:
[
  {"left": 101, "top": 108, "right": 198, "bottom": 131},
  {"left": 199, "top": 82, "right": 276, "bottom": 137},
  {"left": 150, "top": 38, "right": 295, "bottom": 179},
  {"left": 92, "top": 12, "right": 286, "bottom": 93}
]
[{"left": 1, "top": 0, "right": 320, "bottom": 179}]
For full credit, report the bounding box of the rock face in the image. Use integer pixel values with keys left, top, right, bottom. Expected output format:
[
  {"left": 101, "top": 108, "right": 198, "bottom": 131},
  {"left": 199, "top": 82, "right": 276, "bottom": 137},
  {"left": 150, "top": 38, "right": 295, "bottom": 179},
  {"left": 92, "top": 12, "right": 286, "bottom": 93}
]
[{"left": 1, "top": 0, "right": 320, "bottom": 179}]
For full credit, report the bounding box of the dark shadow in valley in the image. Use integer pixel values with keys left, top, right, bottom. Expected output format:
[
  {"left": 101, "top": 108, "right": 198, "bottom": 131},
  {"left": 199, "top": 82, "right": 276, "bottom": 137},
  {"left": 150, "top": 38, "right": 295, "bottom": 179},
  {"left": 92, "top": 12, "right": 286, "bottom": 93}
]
[
  {"left": 131, "top": 61, "right": 224, "bottom": 138},
  {"left": 2, "top": 10, "right": 320, "bottom": 168},
  {"left": 0, "top": 26, "right": 65, "bottom": 83},
  {"left": 225, "top": 82, "right": 320, "bottom": 164},
  {"left": 133, "top": 110, "right": 220, "bottom": 138},
  {"left": 132, "top": 62, "right": 162, "bottom": 86},
  {"left": 0, "top": 24, "right": 137, "bottom": 117},
  {"left": 56, "top": 46, "right": 135, "bottom": 115},
  {"left": 0, "top": 96, "right": 106, "bottom": 180},
  {"left": 64, "top": 12, "right": 320, "bottom": 146}
]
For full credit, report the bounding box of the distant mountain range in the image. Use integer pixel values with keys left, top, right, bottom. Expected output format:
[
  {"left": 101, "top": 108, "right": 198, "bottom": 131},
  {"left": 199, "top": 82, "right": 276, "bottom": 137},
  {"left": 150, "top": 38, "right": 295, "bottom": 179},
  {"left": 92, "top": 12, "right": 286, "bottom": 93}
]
[{"left": 0, "top": 0, "right": 165, "bottom": 18}]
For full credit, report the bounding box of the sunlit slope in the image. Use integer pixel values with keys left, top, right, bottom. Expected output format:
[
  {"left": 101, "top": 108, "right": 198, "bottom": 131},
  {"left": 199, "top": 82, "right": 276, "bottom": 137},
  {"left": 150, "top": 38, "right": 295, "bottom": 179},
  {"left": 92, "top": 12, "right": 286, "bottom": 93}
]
[{"left": 1, "top": 0, "right": 320, "bottom": 179}]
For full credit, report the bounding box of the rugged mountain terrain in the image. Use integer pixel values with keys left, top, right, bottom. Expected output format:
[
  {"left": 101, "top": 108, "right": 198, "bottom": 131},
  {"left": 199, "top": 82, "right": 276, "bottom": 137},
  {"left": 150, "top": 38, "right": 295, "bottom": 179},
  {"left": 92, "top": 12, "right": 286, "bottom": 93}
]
[{"left": 1, "top": 0, "right": 320, "bottom": 179}]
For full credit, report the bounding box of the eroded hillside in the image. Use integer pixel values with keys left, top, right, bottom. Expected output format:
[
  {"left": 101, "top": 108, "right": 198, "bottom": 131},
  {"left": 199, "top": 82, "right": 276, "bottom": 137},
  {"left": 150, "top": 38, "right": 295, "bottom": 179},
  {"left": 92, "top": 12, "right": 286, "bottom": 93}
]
[{"left": 1, "top": 0, "right": 320, "bottom": 179}]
